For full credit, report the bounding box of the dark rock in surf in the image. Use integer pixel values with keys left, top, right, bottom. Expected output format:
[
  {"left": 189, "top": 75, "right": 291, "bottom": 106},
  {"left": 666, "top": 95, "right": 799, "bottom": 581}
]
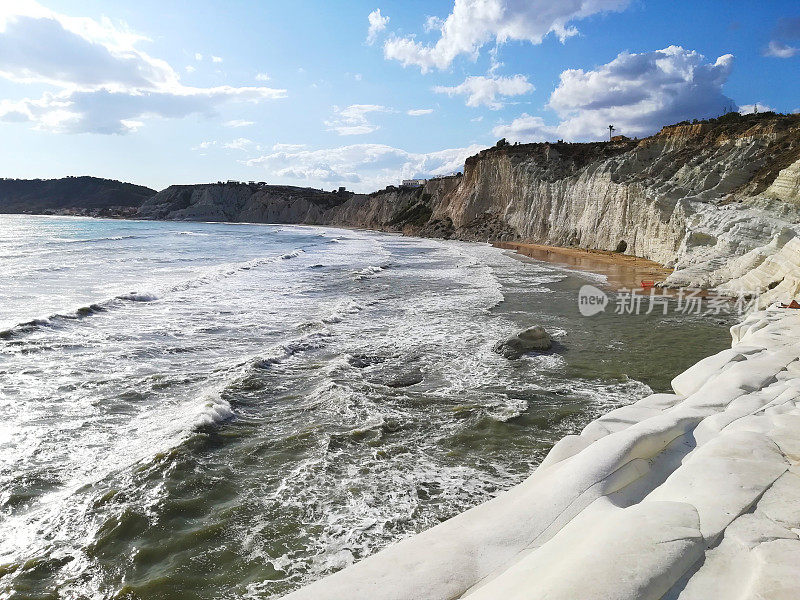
[
  {"left": 385, "top": 368, "right": 424, "bottom": 388},
  {"left": 494, "top": 326, "right": 552, "bottom": 359}
]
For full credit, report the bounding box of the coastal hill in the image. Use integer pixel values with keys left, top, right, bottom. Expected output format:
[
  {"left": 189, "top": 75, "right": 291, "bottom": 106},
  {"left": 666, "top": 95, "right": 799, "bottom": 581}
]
[
  {"left": 0, "top": 176, "right": 155, "bottom": 216},
  {"left": 137, "top": 111, "right": 800, "bottom": 301},
  {"left": 137, "top": 183, "right": 352, "bottom": 223},
  {"left": 6, "top": 111, "right": 800, "bottom": 298}
]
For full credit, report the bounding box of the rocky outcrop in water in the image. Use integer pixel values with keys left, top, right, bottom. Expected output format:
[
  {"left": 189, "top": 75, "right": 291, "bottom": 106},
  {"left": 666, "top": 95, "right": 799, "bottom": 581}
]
[{"left": 493, "top": 326, "right": 552, "bottom": 359}]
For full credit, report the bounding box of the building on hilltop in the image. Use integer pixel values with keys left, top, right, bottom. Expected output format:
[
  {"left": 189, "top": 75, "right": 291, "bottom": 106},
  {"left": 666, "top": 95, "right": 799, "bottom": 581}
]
[{"left": 401, "top": 178, "right": 427, "bottom": 187}]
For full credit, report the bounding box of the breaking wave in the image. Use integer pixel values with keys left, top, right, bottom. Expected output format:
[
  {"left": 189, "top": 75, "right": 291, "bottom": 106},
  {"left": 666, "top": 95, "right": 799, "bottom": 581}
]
[
  {"left": 0, "top": 292, "right": 158, "bottom": 339},
  {"left": 353, "top": 265, "right": 384, "bottom": 280},
  {"left": 0, "top": 248, "right": 307, "bottom": 341}
]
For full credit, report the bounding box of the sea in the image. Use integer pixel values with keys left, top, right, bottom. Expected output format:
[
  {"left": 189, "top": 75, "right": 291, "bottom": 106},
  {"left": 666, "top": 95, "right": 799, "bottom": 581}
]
[{"left": 0, "top": 215, "right": 734, "bottom": 599}]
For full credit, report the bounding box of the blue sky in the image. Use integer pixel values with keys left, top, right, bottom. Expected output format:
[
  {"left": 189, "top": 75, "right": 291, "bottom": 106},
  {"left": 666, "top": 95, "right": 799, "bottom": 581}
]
[{"left": 0, "top": 0, "right": 798, "bottom": 192}]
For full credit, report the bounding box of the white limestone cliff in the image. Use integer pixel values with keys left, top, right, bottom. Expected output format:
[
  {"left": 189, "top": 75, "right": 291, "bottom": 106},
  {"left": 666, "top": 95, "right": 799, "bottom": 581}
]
[
  {"left": 766, "top": 157, "right": 800, "bottom": 203},
  {"left": 282, "top": 307, "right": 800, "bottom": 600},
  {"left": 138, "top": 115, "right": 800, "bottom": 302}
]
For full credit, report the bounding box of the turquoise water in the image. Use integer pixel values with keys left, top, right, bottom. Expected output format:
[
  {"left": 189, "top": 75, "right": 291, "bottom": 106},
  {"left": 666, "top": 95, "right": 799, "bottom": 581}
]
[{"left": 0, "top": 215, "right": 733, "bottom": 599}]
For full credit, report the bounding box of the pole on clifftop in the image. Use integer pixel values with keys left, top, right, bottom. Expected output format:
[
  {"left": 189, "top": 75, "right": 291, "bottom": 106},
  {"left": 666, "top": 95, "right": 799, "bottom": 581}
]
[{"left": 608, "top": 125, "right": 615, "bottom": 141}]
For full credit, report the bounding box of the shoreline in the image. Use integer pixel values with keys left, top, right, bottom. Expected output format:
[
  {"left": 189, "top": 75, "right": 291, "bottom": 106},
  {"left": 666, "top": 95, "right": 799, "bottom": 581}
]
[
  {"left": 493, "top": 241, "right": 674, "bottom": 291},
  {"left": 283, "top": 306, "right": 800, "bottom": 600}
]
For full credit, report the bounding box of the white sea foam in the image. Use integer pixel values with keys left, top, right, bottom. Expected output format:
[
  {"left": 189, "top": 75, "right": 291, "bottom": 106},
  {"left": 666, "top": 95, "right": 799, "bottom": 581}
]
[
  {"left": 353, "top": 265, "right": 384, "bottom": 280},
  {"left": 51, "top": 235, "right": 140, "bottom": 244},
  {"left": 193, "top": 388, "right": 235, "bottom": 427},
  {"left": 116, "top": 291, "right": 159, "bottom": 302},
  {"left": 571, "top": 269, "right": 610, "bottom": 284}
]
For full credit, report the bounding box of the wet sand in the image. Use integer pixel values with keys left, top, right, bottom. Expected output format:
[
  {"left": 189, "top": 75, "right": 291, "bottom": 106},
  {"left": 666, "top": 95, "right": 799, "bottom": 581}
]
[{"left": 493, "top": 241, "right": 674, "bottom": 291}]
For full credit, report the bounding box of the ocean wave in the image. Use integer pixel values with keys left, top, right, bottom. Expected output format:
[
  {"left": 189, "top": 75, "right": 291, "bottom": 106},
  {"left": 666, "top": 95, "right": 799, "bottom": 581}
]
[
  {"left": 116, "top": 291, "right": 159, "bottom": 302},
  {"left": 295, "top": 299, "right": 365, "bottom": 331},
  {"left": 322, "top": 299, "right": 364, "bottom": 324},
  {"left": 193, "top": 388, "right": 234, "bottom": 427},
  {"left": 1, "top": 245, "right": 310, "bottom": 342},
  {"left": 0, "top": 291, "right": 158, "bottom": 340},
  {"left": 484, "top": 398, "right": 530, "bottom": 423},
  {"left": 353, "top": 265, "right": 384, "bottom": 280},
  {"left": 192, "top": 331, "right": 332, "bottom": 430},
  {"left": 49, "top": 235, "right": 141, "bottom": 245},
  {"left": 570, "top": 269, "right": 609, "bottom": 284}
]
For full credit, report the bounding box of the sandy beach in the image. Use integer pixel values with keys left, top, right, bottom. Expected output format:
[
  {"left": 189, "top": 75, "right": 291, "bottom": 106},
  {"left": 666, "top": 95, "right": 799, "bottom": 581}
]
[{"left": 493, "top": 241, "right": 674, "bottom": 291}]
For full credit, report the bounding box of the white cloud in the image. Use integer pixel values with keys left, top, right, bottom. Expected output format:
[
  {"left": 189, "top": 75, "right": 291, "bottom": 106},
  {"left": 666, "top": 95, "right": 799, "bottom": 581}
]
[
  {"left": 185, "top": 65, "right": 195, "bottom": 73},
  {"left": 194, "top": 53, "right": 203, "bottom": 61},
  {"left": 382, "top": 0, "right": 631, "bottom": 72},
  {"left": 324, "top": 104, "right": 391, "bottom": 136},
  {"left": 272, "top": 142, "right": 307, "bottom": 151},
  {"left": 424, "top": 15, "right": 444, "bottom": 33},
  {"left": 245, "top": 142, "right": 480, "bottom": 192},
  {"left": 366, "top": 8, "right": 389, "bottom": 45},
  {"left": 738, "top": 103, "right": 773, "bottom": 115},
  {"left": 223, "top": 137, "right": 256, "bottom": 150},
  {"left": 211, "top": 55, "right": 223, "bottom": 63},
  {"left": 407, "top": 108, "right": 434, "bottom": 116},
  {"left": 495, "top": 46, "right": 736, "bottom": 142},
  {"left": 763, "top": 40, "right": 798, "bottom": 59},
  {"left": 434, "top": 74, "right": 533, "bottom": 109},
  {"left": 255, "top": 72, "right": 270, "bottom": 81},
  {"left": 492, "top": 114, "right": 557, "bottom": 142},
  {"left": 0, "top": 8, "right": 174, "bottom": 88},
  {"left": 192, "top": 140, "right": 216, "bottom": 152},
  {"left": 224, "top": 119, "right": 254, "bottom": 127},
  {"left": 0, "top": 2, "right": 286, "bottom": 134},
  {"left": 471, "top": 115, "right": 483, "bottom": 122},
  {"left": 2, "top": 86, "right": 285, "bottom": 134}
]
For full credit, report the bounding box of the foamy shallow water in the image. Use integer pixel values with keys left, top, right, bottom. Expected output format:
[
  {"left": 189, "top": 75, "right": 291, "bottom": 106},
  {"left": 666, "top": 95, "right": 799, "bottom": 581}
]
[{"left": 0, "top": 215, "right": 733, "bottom": 599}]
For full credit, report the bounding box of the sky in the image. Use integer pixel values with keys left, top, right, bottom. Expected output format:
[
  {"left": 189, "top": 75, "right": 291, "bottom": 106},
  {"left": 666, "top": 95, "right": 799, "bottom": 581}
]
[{"left": 0, "top": 0, "right": 798, "bottom": 192}]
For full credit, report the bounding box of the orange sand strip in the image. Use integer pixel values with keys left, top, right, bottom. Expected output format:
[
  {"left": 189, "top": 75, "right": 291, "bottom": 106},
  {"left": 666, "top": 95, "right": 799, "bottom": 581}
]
[{"left": 493, "top": 241, "right": 674, "bottom": 291}]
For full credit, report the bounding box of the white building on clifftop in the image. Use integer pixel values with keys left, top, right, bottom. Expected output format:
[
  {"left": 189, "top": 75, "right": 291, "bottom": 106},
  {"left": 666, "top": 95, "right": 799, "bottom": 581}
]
[{"left": 401, "top": 178, "right": 427, "bottom": 187}]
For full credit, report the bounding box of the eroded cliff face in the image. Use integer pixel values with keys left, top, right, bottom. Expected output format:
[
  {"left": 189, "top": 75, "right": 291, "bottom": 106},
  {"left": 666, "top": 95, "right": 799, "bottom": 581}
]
[
  {"left": 327, "top": 113, "right": 800, "bottom": 293},
  {"left": 138, "top": 113, "right": 800, "bottom": 297}
]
